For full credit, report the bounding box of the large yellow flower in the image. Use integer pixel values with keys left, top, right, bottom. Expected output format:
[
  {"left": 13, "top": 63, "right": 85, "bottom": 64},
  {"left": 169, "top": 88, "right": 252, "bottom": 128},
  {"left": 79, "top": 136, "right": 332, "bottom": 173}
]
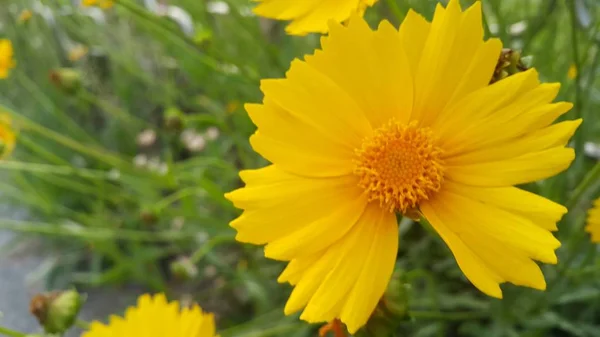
[
  {"left": 253, "top": 0, "right": 377, "bottom": 35},
  {"left": 82, "top": 294, "right": 217, "bottom": 337},
  {"left": 0, "top": 40, "right": 16, "bottom": 79},
  {"left": 586, "top": 199, "right": 600, "bottom": 242},
  {"left": 226, "top": 0, "right": 579, "bottom": 333}
]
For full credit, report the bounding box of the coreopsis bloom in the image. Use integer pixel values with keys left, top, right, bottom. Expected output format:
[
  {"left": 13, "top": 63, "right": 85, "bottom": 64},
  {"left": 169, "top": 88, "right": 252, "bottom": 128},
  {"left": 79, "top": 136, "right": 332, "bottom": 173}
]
[
  {"left": 82, "top": 0, "right": 114, "bottom": 9},
  {"left": 586, "top": 199, "right": 600, "bottom": 242},
  {"left": 568, "top": 64, "right": 578, "bottom": 80},
  {"left": 0, "top": 40, "right": 16, "bottom": 79},
  {"left": 226, "top": 0, "right": 579, "bottom": 333},
  {"left": 82, "top": 294, "right": 217, "bottom": 337},
  {"left": 253, "top": 0, "right": 377, "bottom": 35},
  {"left": 0, "top": 114, "right": 16, "bottom": 159}
]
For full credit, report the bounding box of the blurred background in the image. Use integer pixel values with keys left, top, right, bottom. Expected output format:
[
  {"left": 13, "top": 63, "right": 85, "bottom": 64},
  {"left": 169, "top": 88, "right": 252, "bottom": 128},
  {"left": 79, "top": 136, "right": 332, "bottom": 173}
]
[{"left": 0, "top": 0, "right": 599, "bottom": 336}]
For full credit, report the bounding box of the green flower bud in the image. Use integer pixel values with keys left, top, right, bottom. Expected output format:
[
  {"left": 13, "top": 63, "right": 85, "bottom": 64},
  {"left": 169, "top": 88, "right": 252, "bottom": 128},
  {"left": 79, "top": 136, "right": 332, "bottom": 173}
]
[
  {"left": 49, "top": 68, "right": 82, "bottom": 94},
  {"left": 164, "top": 106, "right": 186, "bottom": 132},
  {"left": 30, "top": 290, "right": 84, "bottom": 334},
  {"left": 170, "top": 256, "right": 199, "bottom": 281},
  {"left": 490, "top": 49, "right": 531, "bottom": 84}
]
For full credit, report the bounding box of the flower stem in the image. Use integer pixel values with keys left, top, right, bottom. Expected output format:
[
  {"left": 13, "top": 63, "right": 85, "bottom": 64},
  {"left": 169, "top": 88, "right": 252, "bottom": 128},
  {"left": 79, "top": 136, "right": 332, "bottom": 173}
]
[
  {"left": 566, "top": 161, "right": 600, "bottom": 210},
  {"left": 75, "top": 319, "right": 91, "bottom": 330},
  {"left": 0, "top": 325, "right": 26, "bottom": 337},
  {"left": 409, "top": 310, "right": 487, "bottom": 321}
]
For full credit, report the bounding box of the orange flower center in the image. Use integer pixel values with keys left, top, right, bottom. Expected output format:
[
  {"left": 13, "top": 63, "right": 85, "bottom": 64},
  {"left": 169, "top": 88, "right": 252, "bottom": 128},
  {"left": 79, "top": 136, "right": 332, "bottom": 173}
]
[{"left": 354, "top": 120, "right": 444, "bottom": 213}]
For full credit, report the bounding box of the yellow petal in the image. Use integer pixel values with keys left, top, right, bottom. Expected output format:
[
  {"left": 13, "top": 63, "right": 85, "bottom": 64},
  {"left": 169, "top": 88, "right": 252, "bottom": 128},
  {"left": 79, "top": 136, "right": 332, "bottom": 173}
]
[
  {"left": 446, "top": 119, "right": 582, "bottom": 165},
  {"left": 339, "top": 205, "right": 397, "bottom": 333},
  {"left": 446, "top": 147, "right": 575, "bottom": 187},
  {"left": 411, "top": 0, "right": 497, "bottom": 125},
  {"left": 260, "top": 60, "right": 372, "bottom": 148},
  {"left": 421, "top": 193, "right": 551, "bottom": 298},
  {"left": 429, "top": 188, "right": 560, "bottom": 264},
  {"left": 306, "top": 17, "right": 413, "bottom": 129},
  {"left": 281, "top": 203, "right": 397, "bottom": 333},
  {"left": 398, "top": 10, "right": 431, "bottom": 71},
  {"left": 442, "top": 181, "right": 567, "bottom": 231},
  {"left": 264, "top": 190, "right": 368, "bottom": 260},
  {"left": 226, "top": 166, "right": 361, "bottom": 245},
  {"left": 433, "top": 69, "right": 540, "bottom": 149}
]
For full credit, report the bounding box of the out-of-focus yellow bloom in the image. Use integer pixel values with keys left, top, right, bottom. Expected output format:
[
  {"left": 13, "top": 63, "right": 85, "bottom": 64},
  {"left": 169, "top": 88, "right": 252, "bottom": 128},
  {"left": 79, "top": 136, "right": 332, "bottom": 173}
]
[
  {"left": 226, "top": 101, "right": 240, "bottom": 114},
  {"left": 0, "top": 114, "right": 16, "bottom": 159},
  {"left": 253, "top": 0, "right": 378, "bottom": 35},
  {"left": 82, "top": 0, "right": 114, "bottom": 9},
  {"left": 586, "top": 198, "right": 600, "bottom": 242},
  {"left": 68, "top": 45, "right": 89, "bottom": 62},
  {"left": 568, "top": 64, "right": 577, "bottom": 80},
  {"left": 0, "top": 40, "right": 16, "bottom": 79},
  {"left": 82, "top": 294, "right": 218, "bottom": 337},
  {"left": 18, "top": 9, "right": 33, "bottom": 23}
]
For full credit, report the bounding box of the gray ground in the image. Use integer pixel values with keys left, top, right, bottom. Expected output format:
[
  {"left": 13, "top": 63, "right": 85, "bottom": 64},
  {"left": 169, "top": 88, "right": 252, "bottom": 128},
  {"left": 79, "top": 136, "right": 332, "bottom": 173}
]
[{"left": 0, "top": 230, "right": 142, "bottom": 336}]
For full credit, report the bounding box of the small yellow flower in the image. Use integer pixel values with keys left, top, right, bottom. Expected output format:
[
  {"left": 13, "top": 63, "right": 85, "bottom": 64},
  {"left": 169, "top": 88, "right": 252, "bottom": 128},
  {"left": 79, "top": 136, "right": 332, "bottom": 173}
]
[
  {"left": 568, "top": 64, "right": 577, "bottom": 80},
  {"left": 0, "top": 114, "right": 16, "bottom": 159},
  {"left": 68, "top": 45, "right": 89, "bottom": 62},
  {"left": 226, "top": 0, "right": 579, "bottom": 332},
  {"left": 82, "top": 294, "right": 217, "bottom": 337},
  {"left": 0, "top": 40, "right": 16, "bottom": 79},
  {"left": 82, "top": 0, "right": 114, "bottom": 9},
  {"left": 18, "top": 9, "right": 33, "bottom": 23},
  {"left": 253, "top": 0, "right": 378, "bottom": 35},
  {"left": 586, "top": 199, "right": 600, "bottom": 242}
]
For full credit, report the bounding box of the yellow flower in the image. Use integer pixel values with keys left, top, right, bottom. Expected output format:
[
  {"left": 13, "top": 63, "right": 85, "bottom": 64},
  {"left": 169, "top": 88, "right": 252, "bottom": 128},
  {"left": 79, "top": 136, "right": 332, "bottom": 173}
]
[
  {"left": 586, "top": 199, "right": 600, "bottom": 242},
  {"left": 0, "top": 114, "right": 16, "bottom": 159},
  {"left": 253, "top": 0, "right": 378, "bottom": 35},
  {"left": 18, "top": 9, "right": 33, "bottom": 23},
  {"left": 226, "top": 0, "right": 580, "bottom": 332},
  {"left": 82, "top": 294, "right": 217, "bottom": 337},
  {"left": 68, "top": 45, "right": 89, "bottom": 62},
  {"left": 82, "top": 0, "right": 114, "bottom": 9},
  {"left": 568, "top": 64, "right": 577, "bottom": 80},
  {"left": 0, "top": 40, "right": 16, "bottom": 79}
]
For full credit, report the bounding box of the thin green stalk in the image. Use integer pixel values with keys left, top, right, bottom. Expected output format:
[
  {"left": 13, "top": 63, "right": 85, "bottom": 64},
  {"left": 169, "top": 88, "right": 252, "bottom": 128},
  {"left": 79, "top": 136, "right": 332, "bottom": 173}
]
[
  {"left": 566, "top": 161, "right": 600, "bottom": 209},
  {"left": 409, "top": 310, "right": 487, "bottom": 321},
  {"left": 75, "top": 319, "right": 90, "bottom": 330},
  {"left": 153, "top": 187, "right": 205, "bottom": 212},
  {"left": 5, "top": 113, "right": 129, "bottom": 169},
  {"left": 18, "top": 134, "right": 70, "bottom": 165},
  {"left": 190, "top": 234, "right": 236, "bottom": 264},
  {"left": 77, "top": 90, "right": 152, "bottom": 130},
  {"left": 0, "top": 218, "right": 194, "bottom": 242},
  {"left": 15, "top": 72, "right": 99, "bottom": 146},
  {"left": 0, "top": 161, "right": 114, "bottom": 180},
  {"left": 384, "top": 0, "right": 405, "bottom": 24},
  {"left": 0, "top": 325, "right": 26, "bottom": 337},
  {"left": 568, "top": 0, "right": 585, "bottom": 165}
]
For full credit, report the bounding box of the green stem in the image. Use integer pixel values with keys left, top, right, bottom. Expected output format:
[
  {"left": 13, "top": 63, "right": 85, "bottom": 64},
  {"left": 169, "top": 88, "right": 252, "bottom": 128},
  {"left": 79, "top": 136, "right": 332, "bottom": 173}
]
[
  {"left": 0, "top": 161, "right": 114, "bottom": 179},
  {"left": 409, "top": 310, "right": 487, "bottom": 321},
  {"left": 190, "top": 234, "right": 236, "bottom": 264},
  {"left": 568, "top": 0, "right": 585, "bottom": 167},
  {"left": 0, "top": 218, "right": 194, "bottom": 242},
  {"left": 565, "top": 161, "right": 600, "bottom": 209},
  {"left": 0, "top": 325, "right": 26, "bottom": 337},
  {"left": 75, "top": 319, "right": 91, "bottom": 330},
  {"left": 153, "top": 187, "right": 204, "bottom": 212},
  {"left": 77, "top": 90, "right": 152, "bottom": 130}
]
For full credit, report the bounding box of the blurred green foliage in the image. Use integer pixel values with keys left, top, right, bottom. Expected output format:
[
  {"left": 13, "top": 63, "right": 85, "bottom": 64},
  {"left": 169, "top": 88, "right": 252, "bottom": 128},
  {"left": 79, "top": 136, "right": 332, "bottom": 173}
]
[{"left": 0, "top": 0, "right": 600, "bottom": 336}]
